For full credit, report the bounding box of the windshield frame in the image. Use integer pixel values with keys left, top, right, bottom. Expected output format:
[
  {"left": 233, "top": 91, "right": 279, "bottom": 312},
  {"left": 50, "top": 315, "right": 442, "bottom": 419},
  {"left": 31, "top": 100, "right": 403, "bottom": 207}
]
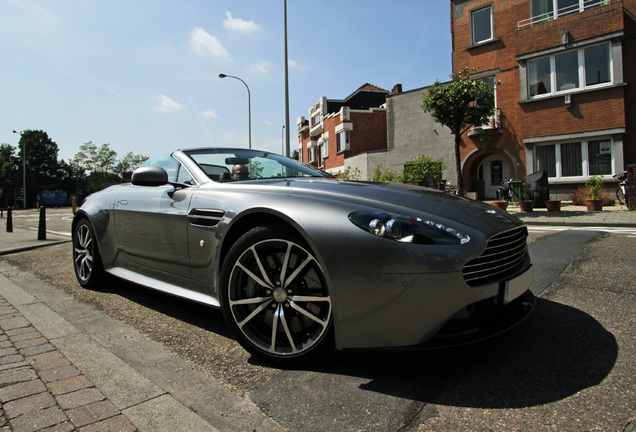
[{"left": 178, "top": 148, "right": 337, "bottom": 182}]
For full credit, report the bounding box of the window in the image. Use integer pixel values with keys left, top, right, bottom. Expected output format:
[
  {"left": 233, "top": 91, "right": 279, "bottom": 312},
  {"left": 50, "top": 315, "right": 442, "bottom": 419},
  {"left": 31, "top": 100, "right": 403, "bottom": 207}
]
[
  {"left": 534, "top": 139, "right": 614, "bottom": 179},
  {"left": 530, "top": 0, "right": 605, "bottom": 23},
  {"left": 308, "top": 146, "right": 316, "bottom": 163},
  {"left": 560, "top": 142, "right": 582, "bottom": 177},
  {"left": 471, "top": 6, "right": 493, "bottom": 45},
  {"left": 588, "top": 140, "right": 611, "bottom": 175},
  {"left": 337, "top": 131, "right": 350, "bottom": 153},
  {"left": 527, "top": 42, "right": 611, "bottom": 97},
  {"left": 176, "top": 164, "right": 194, "bottom": 184},
  {"left": 320, "top": 141, "right": 329, "bottom": 159},
  {"left": 311, "top": 113, "right": 321, "bottom": 127}
]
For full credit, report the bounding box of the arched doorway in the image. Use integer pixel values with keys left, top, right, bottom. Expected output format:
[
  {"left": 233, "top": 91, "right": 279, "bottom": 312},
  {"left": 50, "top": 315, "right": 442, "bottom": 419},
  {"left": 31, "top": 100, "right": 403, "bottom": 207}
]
[{"left": 478, "top": 155, "right": 511, "bottom": 199}]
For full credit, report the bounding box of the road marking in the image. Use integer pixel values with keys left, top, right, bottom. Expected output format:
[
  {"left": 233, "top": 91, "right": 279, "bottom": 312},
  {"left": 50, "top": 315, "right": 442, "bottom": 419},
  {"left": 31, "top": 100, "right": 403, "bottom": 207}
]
[{"left": 528, "top": 226, "right": 636, "bottom": 237}]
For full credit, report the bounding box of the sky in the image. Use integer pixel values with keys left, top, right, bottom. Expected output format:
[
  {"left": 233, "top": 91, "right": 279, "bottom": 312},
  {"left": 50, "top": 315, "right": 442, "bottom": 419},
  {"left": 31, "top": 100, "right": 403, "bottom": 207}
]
[{"left": 0, "top": 0, "right": 452, "bottom": 163}]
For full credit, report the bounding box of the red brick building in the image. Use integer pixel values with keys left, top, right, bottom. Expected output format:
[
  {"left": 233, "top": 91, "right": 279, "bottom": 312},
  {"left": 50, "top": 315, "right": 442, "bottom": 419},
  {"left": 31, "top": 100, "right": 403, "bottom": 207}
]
[
  {"left": 297, "top": 84, "right": 389, "bottom": 174},
  {"left": 451, "top": 0, "right": 635, "bottom": 200}
]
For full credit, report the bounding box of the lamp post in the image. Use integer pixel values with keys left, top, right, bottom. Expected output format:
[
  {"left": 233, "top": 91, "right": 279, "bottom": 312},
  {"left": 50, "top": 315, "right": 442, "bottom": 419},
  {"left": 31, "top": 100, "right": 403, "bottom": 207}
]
[
  {"left": 12, "top": 130, "right": 26, "bottom": 209},
  {"left": 219, "top": 74, "right": 251, "bottom": 149},
  {"left": 281, "top": 125, "right": 285, "bottom": 155}
]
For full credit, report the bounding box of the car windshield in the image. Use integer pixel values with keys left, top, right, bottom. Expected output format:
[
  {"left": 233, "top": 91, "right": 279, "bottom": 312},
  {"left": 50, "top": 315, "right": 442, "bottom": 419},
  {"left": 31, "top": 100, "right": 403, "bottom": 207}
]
[{"left": 181, "top": 148, "right": 336, "bottom": 182}]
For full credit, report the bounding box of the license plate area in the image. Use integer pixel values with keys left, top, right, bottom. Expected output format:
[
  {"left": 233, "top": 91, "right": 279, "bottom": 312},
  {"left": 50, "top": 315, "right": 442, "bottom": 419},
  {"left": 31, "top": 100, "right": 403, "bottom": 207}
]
[{"left": 501, "top": 265, "right": 533, "bottom": 305}]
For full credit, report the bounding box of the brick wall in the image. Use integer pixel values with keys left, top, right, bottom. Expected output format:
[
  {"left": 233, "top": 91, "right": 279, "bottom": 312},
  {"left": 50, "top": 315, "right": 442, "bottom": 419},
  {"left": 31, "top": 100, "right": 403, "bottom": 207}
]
[{"left": 628, "top": 164, "right": 636, "bottom": 210}]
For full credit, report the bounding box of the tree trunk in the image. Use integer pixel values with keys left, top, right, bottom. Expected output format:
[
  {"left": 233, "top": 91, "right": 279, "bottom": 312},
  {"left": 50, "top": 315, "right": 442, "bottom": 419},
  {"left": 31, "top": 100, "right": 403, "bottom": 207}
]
[{"left": 454, "top": 133, "right": 463, "bottom": 196}]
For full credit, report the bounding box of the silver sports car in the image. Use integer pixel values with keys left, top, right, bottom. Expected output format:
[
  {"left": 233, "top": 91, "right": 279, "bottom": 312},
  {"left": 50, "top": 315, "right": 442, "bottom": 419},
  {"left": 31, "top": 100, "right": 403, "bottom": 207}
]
[{"left": 72, "top": 148, "right": 534, "bottom": 365}]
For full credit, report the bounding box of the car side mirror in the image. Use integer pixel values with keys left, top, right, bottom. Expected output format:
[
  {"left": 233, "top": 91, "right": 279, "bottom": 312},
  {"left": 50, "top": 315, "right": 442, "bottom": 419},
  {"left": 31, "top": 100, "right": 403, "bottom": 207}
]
[{"left": 131, "top": 166, "right": 169, "bottom": 186}]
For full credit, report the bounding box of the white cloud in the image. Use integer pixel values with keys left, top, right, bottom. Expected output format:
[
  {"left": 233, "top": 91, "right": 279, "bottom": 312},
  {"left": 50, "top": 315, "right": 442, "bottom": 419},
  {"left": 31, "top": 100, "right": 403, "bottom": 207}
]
[
  {"left": 202, "top": 109, "right": 218, "bottom": 119},
  {"left": 289, "top": 60, "right": 307, "bottom": 71},
  {"left": 223, "top": 11, "right": 260, "bottom": 35},
  {"left": 152, "top": 95, "right": 184, "bottom": 112},
  {"left": 189, "top": 27, "right": 231, "bottom": 61},
  {"left": 249, "top": 60, "right": 272, "bottom": 75}
]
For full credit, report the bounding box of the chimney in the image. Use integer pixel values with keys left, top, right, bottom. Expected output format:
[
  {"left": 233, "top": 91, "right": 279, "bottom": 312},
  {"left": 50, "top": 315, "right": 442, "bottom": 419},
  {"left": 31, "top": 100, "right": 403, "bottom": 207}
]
[{"left": 392, "top": 84, "right": 403, "bottom": 94}]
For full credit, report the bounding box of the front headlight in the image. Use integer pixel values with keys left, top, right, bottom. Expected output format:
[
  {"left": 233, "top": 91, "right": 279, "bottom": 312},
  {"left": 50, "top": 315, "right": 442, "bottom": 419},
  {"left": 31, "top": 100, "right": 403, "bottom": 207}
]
[{"left": 349, "top": 211, "right": 470, "bottom": 245}]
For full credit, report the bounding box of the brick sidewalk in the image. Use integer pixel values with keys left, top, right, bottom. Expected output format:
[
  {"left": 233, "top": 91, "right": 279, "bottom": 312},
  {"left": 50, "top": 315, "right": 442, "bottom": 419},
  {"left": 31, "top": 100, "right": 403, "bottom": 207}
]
[{"left": 0, "top": 296, "right": 136, "bottom": 432}]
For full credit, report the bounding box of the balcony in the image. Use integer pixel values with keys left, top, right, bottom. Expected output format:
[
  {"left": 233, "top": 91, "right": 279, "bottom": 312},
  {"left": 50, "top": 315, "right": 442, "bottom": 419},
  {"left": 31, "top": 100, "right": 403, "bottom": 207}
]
[
  {"left": 518, "top": 0, "right": 610, "bottom": 28},
  {"left": 468, "top": 108, "right": 502, "bottom": 136}
]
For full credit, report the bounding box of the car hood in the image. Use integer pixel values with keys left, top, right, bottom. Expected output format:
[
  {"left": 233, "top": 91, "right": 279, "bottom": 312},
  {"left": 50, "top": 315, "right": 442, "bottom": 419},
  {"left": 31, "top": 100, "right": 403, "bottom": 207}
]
[{"left": 228, "top": 178, "right": 522, "bottom": 230}]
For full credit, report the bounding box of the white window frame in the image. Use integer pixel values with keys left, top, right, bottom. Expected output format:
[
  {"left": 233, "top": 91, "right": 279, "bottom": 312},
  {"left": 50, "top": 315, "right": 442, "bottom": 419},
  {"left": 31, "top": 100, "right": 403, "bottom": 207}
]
[
  {"left": 533, "top": 137, "right": 616, "bottom": 181},
  {"left": 336, "top": 131, "right": 350, "bottom": 153},
  {"left": 471, "top": 5, "right": 494, "bottom": 45},
  {"left": 527, "top": 42, "right": 612, "bottom": 99}
]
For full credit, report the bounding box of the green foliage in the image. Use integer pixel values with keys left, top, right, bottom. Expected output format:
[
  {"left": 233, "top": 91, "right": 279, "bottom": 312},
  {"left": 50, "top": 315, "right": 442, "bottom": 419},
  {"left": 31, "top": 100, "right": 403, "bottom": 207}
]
[
  {"left": 341, "top": 166, "right": 362, "bottom": 180},
  {"left": 372, "top": 164, "right": 399, "bottom": 182},
  {"left": 585, "top": 175, "right": 604, "bottom": 200},
  {"left": 114, "top": 152, "right": 149, "bottom": 177},
  {"left": 421, "top": 67, "right": 497, "bottom": 194},
  {"left": 402, "top": 155, "right": 445, "bottom": 182},
  {"left": 0, "top": 144, "right": 17, "bottom": 204},
  {"left": 372, "top": 155, "right": 445, "bottom": 185}
]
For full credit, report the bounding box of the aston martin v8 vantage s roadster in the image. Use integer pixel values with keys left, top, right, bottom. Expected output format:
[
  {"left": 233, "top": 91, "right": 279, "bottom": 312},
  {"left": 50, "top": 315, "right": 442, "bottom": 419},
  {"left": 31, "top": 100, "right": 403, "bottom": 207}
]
[{"left": 72, "top": 148, "right": 534, "bottom": 365}]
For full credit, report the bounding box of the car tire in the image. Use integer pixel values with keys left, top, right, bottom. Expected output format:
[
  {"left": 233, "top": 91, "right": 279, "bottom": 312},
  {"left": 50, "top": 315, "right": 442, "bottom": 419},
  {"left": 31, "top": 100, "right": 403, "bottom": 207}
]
[
  {"left": 72, "top": 218, "right": 106, "bottom": 290},
  {"left": 220, "top": 225, "right": 334, "bottom": 366}
]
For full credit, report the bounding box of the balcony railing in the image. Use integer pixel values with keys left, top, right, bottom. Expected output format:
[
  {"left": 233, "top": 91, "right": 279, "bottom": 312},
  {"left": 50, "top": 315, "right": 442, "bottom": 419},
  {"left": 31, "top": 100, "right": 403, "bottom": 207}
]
[{"left": 518, "top": 0, "right": 609, "bottom": 29}]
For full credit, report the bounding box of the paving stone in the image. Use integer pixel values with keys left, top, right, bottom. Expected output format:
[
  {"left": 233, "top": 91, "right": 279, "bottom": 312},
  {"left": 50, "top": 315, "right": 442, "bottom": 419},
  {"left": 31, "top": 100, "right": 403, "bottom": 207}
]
[
  {"left": 40, "top": 421, "right": 75, "bottom": 432},
  {"left": 19, "top": 343, "right": 56, "bottom": 358},
  {"left": 4, "top": 391, "right": 56, "bottom": 419},
  {"left": 66, "top": 400, "right": 120, "bottom": 428},
  {"left": 0, "top": 317, "right": 30, "bottom": 331},
  {"left": 7, "top": 328, "right": 41, "bottom": 343},
  {"left": 79, "top": 414, "right": 137, "bottom": 432},
  {"left": 14, "top": 337, "right": 48, "bottom": 350},
  {"left": 0, "top": 347, "right": 18, "bottom": 358},
  {"left": 27, "top": 351, "right": 70, "bottom": 372},
  {"left": 0, "top": 380, "right": 47, "bottom": 403},
  {"left": 0, "top": 361, "right": 29, "bottom": 372},
  {"left": 47, "top": 375, "right": 93, "bottom": 396},
  {"left": 39, "top": 365, "right": 80, "bottom": 384},
  {"left": 56, "top": 388, "right": 106, "bottom": 410},
  {"left": 0, "top": 367, "right": 37, "bottom": 387},
  {"left": 0, "top": 341, "right": 12, "bottom": 349},
  {"left": 0, "top": 355, "right": 25, "bottom": 367},
  {"left": 9, "top": 405, "right": 67, "bottom": 432}
]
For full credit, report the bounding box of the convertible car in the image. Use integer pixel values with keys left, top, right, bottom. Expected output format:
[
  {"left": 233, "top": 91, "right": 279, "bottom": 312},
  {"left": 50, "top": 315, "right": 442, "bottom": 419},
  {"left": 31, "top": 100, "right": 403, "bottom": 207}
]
[{"left": 72, "top": 148, "right": 534, "bottom": 365}]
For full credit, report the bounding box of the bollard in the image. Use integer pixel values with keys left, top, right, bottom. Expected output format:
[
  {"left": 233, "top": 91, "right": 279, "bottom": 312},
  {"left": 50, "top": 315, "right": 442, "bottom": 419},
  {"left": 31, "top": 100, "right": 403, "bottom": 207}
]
[
  {"left": 5, "top": 207, "right": 12, "bottom": 233},
  {"left": 72, "top": 199, "right": 77, "bottom": 214},
  {"left": 38, "top": 206, "right": 47, "bottom": 240}
]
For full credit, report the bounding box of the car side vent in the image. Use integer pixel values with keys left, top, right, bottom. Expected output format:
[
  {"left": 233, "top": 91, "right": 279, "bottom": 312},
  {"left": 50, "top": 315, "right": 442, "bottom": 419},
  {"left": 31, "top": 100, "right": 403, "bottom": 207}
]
[{"left": 463, "top": 226, "right": 528, "bottom": 287}]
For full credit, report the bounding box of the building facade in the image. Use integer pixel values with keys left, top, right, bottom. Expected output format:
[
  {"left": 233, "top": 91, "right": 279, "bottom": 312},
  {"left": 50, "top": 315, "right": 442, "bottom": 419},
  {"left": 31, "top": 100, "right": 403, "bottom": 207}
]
[
  {"left": 297, "top": 84, "right": 389, "bottom": 176},
  {"left": 451, "top": 0, "right": 635, "bottom": 199}
]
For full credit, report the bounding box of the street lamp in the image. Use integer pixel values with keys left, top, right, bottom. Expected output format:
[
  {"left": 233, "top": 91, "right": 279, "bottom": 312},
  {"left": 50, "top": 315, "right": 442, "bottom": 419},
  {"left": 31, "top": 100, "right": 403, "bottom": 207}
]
[
  {"left": 219, "top": 74, "right": 251, "bottom": 149},
  {"left": 12, "top": 130, "right": 26, "bottom": 209}
]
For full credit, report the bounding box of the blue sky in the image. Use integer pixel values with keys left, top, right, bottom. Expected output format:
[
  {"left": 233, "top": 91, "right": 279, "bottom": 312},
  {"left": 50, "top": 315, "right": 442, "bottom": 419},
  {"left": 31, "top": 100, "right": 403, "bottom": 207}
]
[{"left": 1, "top": 0, "right": 452, "bottom": 162}]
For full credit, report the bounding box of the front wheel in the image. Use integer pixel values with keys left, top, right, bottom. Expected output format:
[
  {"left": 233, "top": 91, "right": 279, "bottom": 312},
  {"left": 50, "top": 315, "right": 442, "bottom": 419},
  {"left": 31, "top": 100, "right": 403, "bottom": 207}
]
[
  {"left": 220, "top": 226, "right": 333, "bottom": 366},
  {"left": 616, "top": 187, "right": 625, "bottom": 205},
  {"left": 72, "top": 218, "right": 106, "bottom": 289}
]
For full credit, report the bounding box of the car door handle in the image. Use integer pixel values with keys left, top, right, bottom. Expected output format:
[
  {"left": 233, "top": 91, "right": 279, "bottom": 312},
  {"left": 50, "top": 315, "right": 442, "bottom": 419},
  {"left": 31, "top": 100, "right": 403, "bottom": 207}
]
[{"left": 118, "top": 200, "right": 129, "bottom": 206}]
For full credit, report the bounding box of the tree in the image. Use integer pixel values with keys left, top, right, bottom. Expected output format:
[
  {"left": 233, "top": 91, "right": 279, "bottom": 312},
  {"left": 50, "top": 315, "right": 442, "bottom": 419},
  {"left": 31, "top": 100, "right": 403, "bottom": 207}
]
[
  {"left": 0, "top": 144, "right": 18, "bottom": 206},
  {"left": 114, "top": 152, "right": 148, "bottom": 177},
  {"left": 422, "top": 67, "right": 496, "bottom": 195},
  {"left": 15, "top": 130, "right": 61, "bottom": 206}
]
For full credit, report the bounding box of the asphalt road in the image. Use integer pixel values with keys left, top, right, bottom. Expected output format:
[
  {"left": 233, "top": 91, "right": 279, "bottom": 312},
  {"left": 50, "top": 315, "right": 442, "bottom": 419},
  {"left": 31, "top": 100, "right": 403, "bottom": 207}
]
[{"left": 2, "top": 208, "right": 634, "bottom": 431}]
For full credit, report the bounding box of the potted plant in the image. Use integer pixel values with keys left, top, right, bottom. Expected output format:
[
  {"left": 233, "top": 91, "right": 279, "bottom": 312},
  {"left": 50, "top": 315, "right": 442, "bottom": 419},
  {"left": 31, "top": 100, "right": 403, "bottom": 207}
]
[
  {"left": 519, "top": 200, "right": 534, "bottom": 212},
  {"left": 492, "top": 200, "right": 508, "bottom": 210},
  {"left": 546, "top": 199, "right": 561, "bottom": 212},
  {"left": 585, "top": 175, "right": 604, "bottom": 211}
]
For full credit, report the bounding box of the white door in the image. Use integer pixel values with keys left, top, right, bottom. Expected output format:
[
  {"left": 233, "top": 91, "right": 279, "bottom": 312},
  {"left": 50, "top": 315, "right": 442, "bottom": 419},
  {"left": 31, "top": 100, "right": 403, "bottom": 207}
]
[{"left": 480, "top": 156, "right": 510, "bottom": 199}]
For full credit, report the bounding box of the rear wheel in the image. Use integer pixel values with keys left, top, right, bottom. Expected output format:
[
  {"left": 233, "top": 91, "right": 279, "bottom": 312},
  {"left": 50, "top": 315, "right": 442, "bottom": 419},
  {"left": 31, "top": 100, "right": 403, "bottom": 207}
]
[
  {"left": 72, "top": 219, "right": 105, "bottom": 289},
  {"left": 220, "top": 226, "right": 333, "bottom": 366}
]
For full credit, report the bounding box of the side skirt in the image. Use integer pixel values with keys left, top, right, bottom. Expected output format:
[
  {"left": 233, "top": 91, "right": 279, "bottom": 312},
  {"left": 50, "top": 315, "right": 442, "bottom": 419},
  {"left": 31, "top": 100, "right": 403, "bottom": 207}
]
[{"left": 106, "top": 267, "right": 221, "bottom": 308}]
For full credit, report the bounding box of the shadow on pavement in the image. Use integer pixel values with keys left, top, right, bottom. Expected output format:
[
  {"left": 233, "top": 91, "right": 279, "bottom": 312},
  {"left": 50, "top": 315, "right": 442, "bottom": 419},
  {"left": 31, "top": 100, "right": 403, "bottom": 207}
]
[{"left": 320, "top": 298, "right": 617, "bottom": 409}]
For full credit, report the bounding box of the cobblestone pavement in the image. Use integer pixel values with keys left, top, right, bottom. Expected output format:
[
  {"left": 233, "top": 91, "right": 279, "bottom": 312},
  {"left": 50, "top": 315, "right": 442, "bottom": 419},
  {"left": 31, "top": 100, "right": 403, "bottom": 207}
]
[{"left": 0, "top": 295, "right": 137, "bottom": 432}]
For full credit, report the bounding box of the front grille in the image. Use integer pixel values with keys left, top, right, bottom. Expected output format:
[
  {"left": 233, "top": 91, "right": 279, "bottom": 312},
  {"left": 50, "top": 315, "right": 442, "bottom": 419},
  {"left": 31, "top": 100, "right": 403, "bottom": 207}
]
[{"left": 463, "top": 226, "right": 528, "bottom": 286}]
